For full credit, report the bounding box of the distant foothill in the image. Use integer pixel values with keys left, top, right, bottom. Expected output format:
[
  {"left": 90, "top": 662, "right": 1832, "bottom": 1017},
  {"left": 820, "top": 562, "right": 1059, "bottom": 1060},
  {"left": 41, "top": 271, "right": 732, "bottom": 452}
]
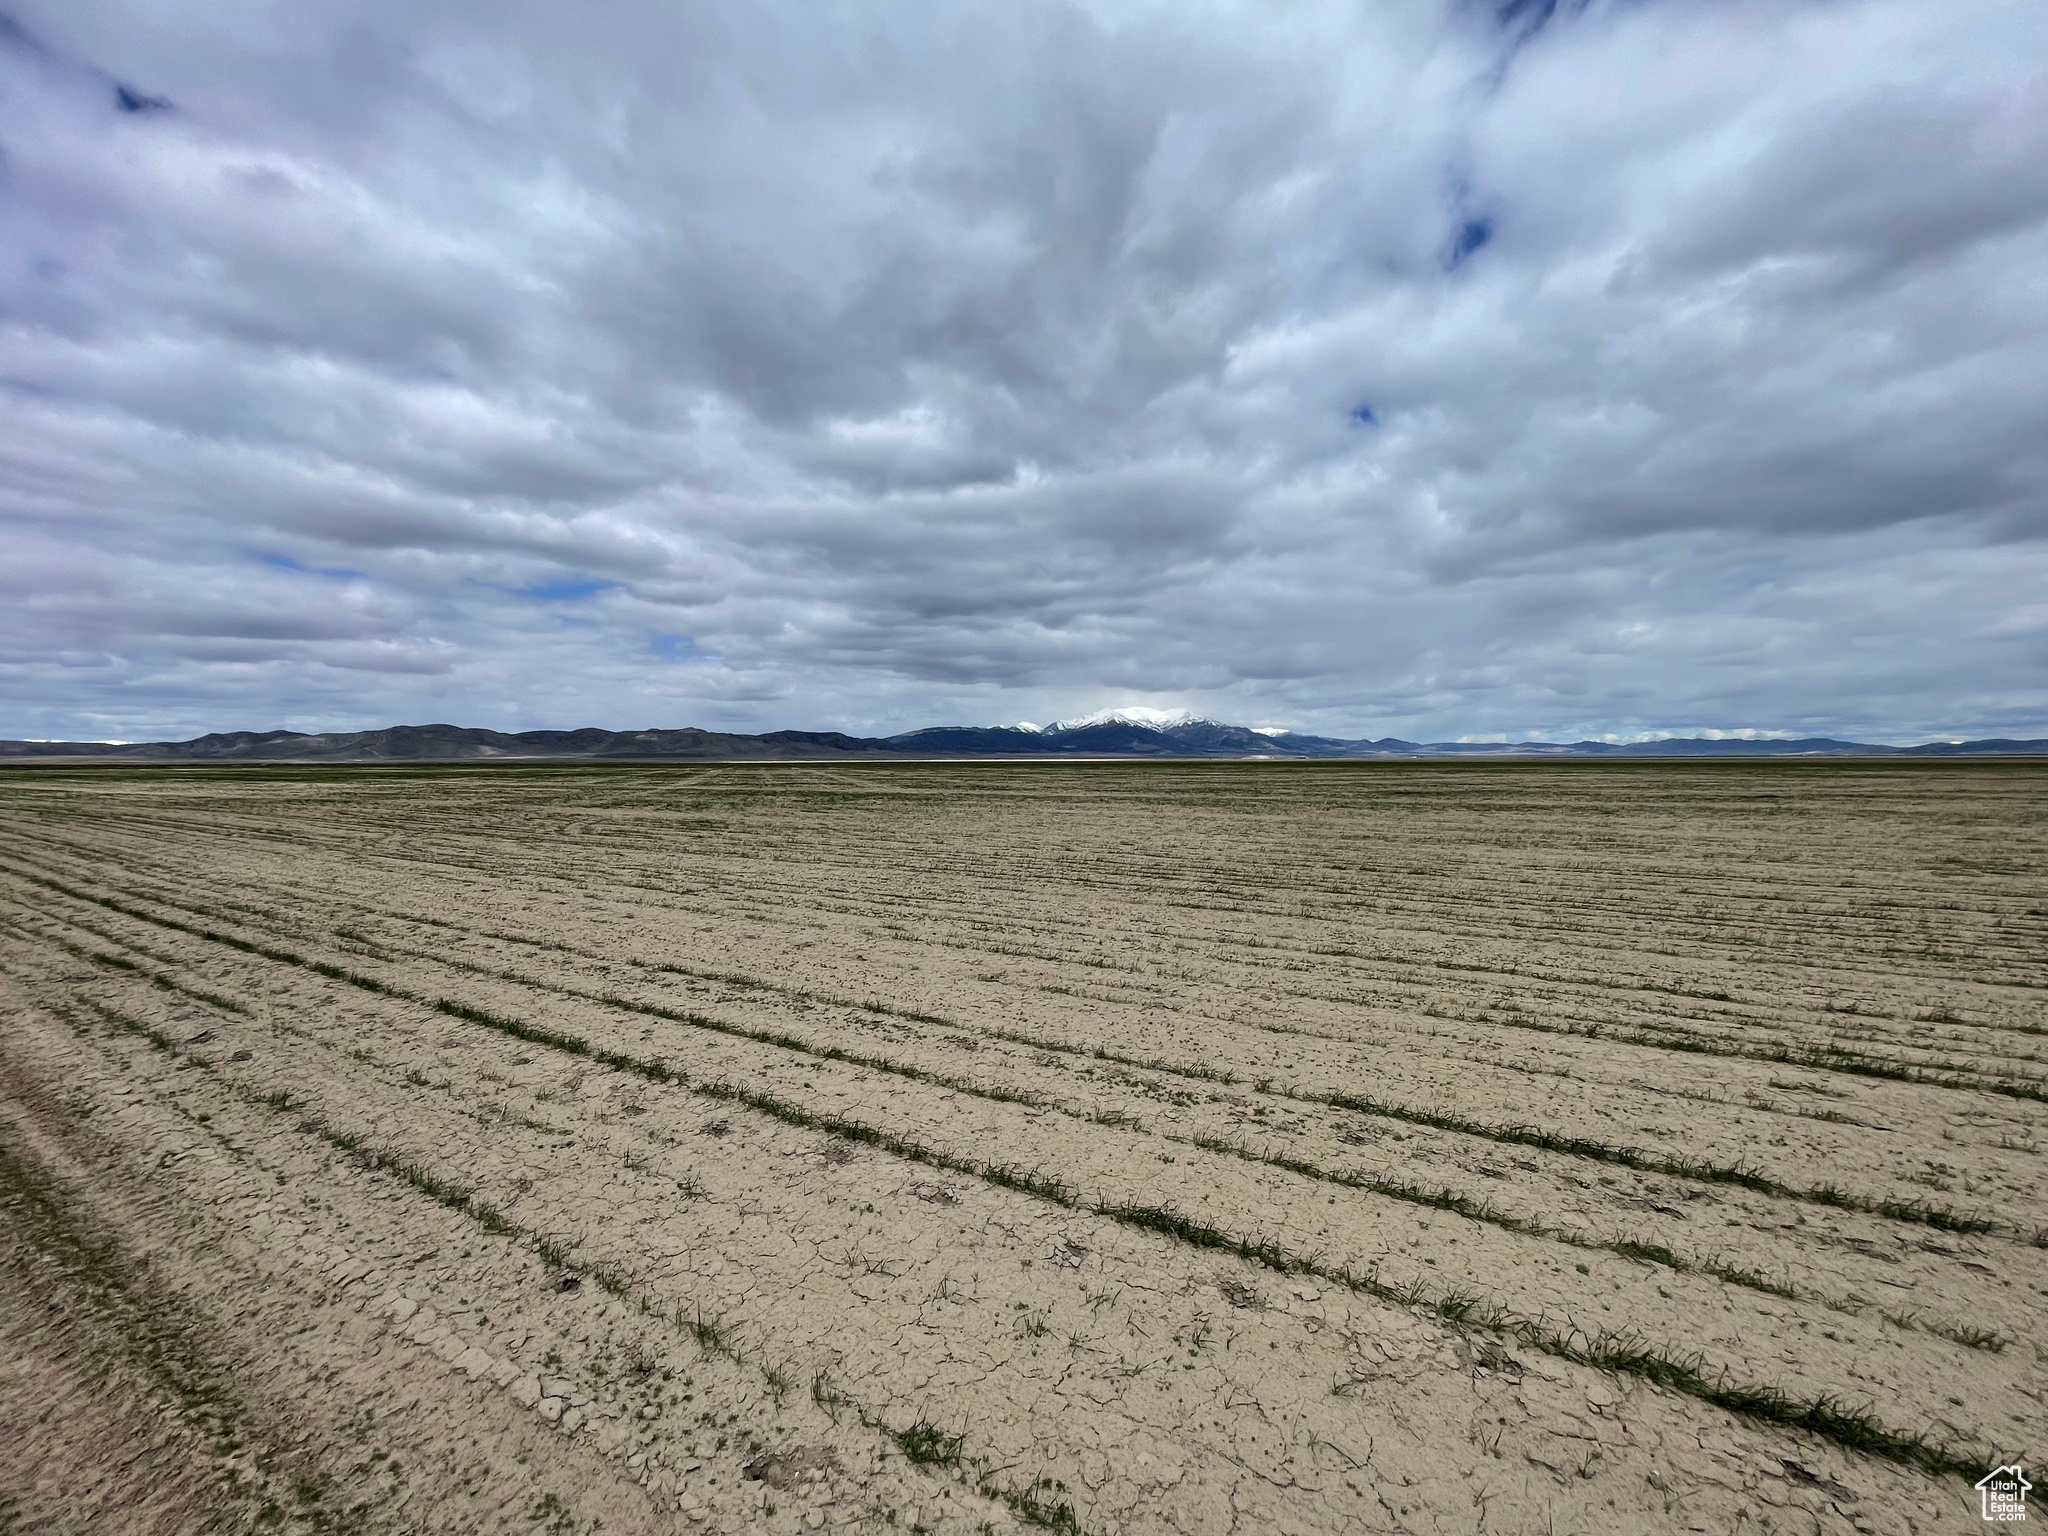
[{"left": 2, "top": 710, "right": 2042, "bottom": 763}]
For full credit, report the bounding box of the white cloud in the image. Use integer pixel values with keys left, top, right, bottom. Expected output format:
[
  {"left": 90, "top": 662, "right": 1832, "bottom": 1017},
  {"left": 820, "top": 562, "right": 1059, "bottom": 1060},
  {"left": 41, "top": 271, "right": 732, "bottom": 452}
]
[{"left": 1, "top": 0, "right": 2042, "bottom": 743}]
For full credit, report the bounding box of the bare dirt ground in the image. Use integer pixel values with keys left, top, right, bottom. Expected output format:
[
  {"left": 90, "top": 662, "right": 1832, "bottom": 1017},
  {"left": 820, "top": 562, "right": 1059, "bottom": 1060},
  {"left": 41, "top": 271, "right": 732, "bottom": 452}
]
[{"left": 0, "top": 757, "right": 2040, "bottom": 1535}]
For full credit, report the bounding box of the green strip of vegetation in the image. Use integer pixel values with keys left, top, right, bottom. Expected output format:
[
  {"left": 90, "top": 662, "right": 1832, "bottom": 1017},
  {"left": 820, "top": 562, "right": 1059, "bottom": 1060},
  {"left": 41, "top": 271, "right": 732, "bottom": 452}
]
[
  {"left": 1092, "top": 1199, "right": 1981, "bottom": 1480},
  {"left": 390, "top": 908, "right": 954, "bottom": 1025},
  {"left": 82, "top": 971, "right": 1982, "bottom": 1483},
  {"left": 1189, "top": 1134, "right": 1802, "bottom": 1301},
  {"left": 31, "top": 894, "right": 1852, "bottom": 1299},
  {"left": 1315, "top": 1090, "right": 2000, "bottom": 1235},
  {"left": 980, "top": 1015, "right": 2008, "bottom": 1237},
  {"left": 21, "top": 863, "right": 2023, "bottom": 1466},
  {"left": 53, "top": 913, "right": 1996, "bottom": 1369},
  {"left": 1483, "top": 1010, "right": 2048, "bottom": 1102},
  {"left": 12, "top": 861, "right": 2012, "bottom": 1243},
  {"left": 444, "top": 891, "right": 2048, "bottom": 1090},
  {"left": 36, "top": 928, "right": 251, "bottom": 1016},
  {"left": 0, "top": 1120, "right": 313, "bottom": 1527},
  {"left": 54, "top": 893, "right": 1825, "bottom": 1310},
  {"left": 66, "top": 994, "right": 1083, "bottom": 1533}
]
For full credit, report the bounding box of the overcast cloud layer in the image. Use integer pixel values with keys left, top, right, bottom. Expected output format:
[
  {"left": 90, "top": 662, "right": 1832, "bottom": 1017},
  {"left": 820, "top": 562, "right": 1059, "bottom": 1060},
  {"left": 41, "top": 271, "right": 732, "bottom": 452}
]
[{"left": 3, "top": 0, "right": 2043, "bottom": 743}]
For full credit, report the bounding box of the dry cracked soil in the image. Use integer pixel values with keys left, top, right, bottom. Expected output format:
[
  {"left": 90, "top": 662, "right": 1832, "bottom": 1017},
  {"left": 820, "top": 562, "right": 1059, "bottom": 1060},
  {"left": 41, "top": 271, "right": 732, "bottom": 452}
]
[{"left": 0, "top": 757, "right": 2041, "bottom": 1535}]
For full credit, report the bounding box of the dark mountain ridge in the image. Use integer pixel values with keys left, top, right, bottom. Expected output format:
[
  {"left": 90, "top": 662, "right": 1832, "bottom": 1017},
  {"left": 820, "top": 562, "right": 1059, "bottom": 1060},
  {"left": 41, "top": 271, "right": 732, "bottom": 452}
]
[
  {"left": 0, "top": 723, "right": 905, "bottom": 763},
  {"left": 889, "top": 719, "right": 2046, "bottom": 759},
  {"left": 3, "top": 716, "right": 2042, "bottom": 763}
]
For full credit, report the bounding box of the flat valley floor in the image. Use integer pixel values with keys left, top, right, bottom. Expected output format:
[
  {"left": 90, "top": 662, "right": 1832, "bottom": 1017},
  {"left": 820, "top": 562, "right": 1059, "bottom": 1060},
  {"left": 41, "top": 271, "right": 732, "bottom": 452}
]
[{"left": 0, "top": 759, "right": 2042, "bottom": 1535}]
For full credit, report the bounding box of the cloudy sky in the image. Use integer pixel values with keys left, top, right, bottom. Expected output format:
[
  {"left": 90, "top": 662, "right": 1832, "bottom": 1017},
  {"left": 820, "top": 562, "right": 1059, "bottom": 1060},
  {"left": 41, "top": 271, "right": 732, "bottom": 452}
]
[{"left": 2, "top": 0, "right": 2042, "bottom": 744}]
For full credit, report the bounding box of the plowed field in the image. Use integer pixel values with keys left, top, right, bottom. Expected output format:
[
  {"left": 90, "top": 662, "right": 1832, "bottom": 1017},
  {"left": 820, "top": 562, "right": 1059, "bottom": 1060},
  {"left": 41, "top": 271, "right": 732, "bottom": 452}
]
[{"left": 1, "top": 759, "right": 2041, "bottom": 1535}]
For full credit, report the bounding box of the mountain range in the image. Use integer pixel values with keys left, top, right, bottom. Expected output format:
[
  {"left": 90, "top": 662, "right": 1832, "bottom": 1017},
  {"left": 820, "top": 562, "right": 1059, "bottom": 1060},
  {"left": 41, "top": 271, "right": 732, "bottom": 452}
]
[{"left": 3, "top": 708, "right": 2042, "bottom": 763}]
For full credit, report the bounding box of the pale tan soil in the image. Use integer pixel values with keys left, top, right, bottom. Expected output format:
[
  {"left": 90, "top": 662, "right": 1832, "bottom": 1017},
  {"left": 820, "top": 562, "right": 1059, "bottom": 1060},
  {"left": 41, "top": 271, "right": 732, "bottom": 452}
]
[{"left": 0, "top": 759, "right": 2042, "bottom": 1535}]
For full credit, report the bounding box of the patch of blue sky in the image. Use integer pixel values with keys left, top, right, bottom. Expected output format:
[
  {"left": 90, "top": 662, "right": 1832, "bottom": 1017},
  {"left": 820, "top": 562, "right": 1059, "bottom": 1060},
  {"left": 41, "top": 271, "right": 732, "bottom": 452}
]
[
  {"left": 650, "top": 633, "right": 700, "bottom": 660},
  {"left": 115, "top": 84, "right": 172, "bottom": 114},
  {"left": 1495, "top": 0, "right": 1558, "bottom": 35},
  {"left": 517, "top": 575, "right": 620, "bottom": 602},
  {"left": 1446, "top": 217, "right": 1493, "bottom": 270},
  {"left": 259, "top": 552, "right": 367, "bottom": 581}
]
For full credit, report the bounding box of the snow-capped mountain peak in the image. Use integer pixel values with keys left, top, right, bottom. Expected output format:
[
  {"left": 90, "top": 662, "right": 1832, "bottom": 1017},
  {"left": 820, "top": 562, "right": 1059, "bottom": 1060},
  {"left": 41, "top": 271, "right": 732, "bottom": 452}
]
[{"left": 1047, "top": 706, "right": 1206, "bottom": 733}]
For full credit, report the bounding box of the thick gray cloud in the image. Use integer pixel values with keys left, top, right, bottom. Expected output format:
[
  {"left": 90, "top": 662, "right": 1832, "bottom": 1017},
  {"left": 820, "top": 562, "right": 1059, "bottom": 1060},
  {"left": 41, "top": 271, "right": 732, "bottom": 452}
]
[{"left": 2, "top": 0, "right": 2042, "bottom": 743}]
